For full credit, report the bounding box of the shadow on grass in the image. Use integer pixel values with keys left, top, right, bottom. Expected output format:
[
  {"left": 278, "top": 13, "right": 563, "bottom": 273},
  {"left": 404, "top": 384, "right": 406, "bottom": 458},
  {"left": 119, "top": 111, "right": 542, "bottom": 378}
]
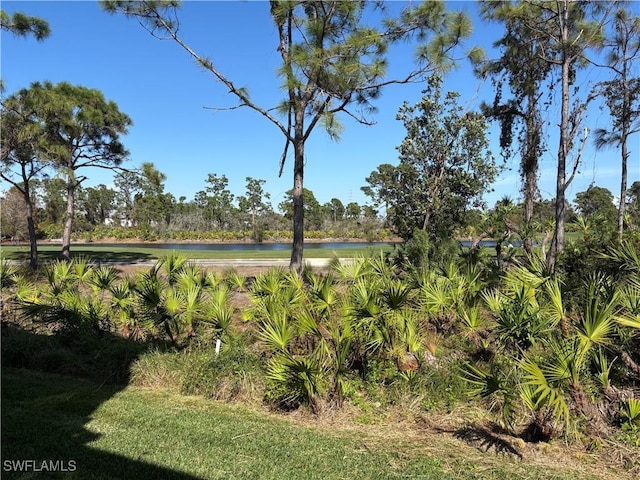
[
  {"left": 453, "top": 425, "right": 523, "bottom": 459},
  {"left": 1, "top": 325, "right": 201, "bottom": 479},
  {"left": 1, "top": 247, "right": 155, "bottom": 264}
]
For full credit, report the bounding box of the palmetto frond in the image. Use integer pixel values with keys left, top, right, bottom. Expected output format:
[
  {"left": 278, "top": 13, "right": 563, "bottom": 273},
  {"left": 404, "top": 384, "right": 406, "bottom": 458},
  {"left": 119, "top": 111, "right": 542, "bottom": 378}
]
[
  {"left": 202, "top": 270, "right": 223, "bottom": 290},
  {"left": 481, "top": 288, "right": 506, "bottom": 314},
  {"left": 331, "top": 255, "right": 372, "bottom": 283},
  {"left": 224, "top": 269, "right": 247, "bottom": 291},
  {"left": 382, "top": 279, "right": 412, "bottom": 310},
  {"left": 251, "top": 267, "right": 286, "bottom": 297},
  {"left": 369, "top": 251, "right": 394, "bottom": 281},
  {"left": 460, "top": 361, "right": 507, "bottom": 399},
  {"left": 284, "top": 269, "right": 304, "bottom": 291},
  {"left": 350, "top": 278, "right": 381, "bottom": 318},
  {"left": 44, "top": 259, "right": 75, "bottom": 294},
  {"left": 266, "top": 354, "right": 324, "bottom": 406},
  {"left": 202, "top": 285, "right": 233, "bottom": 336},
  {"left": 109, "top": 281, "right": 142, "bottom": 335},
  {"left": 71, "top": 255, "right": 93, "bottom": 284},
  {"left": 90, "top": 264, "right": 120, "bottom": 292},
  {"left": 162, "top": 251, "right": 188, "bottom": 285},
  {"left": 577, "top": 273, "right": 620, "bottom": 349},
  {"left": 458, "top": 304, "right": 484, "bottom": 333},
  {"left": 541, "top": 278, "right": 565, "bottom": 327},
  {"left": 621, "top": 398, "right": 640, "bottom": 430},
  {"left": 258, "top": 306, "right": 296, "bottom": 353},
  {"left": 0, "top": 260, "right": 19, "bottom": 288},
  {"left": 175, "top": 264, "right": 203, "bottom": 290},
  {"left": 459, "top": 360, "right": 518, "bottom": 429},
  {"left": 420, "top": 276, "right": 455, "bottom": 315},
  {"left": 19, "top": 289, "right": 106, "bottom": 330},
  {"left": 308, "top": 272, "right": 338, "bottom": 318},
  {"left": 520, "top": 355, "right": 570, "bottom": 427},
  {"left": 616, "top": 276, "right": 640, "bottom": 329},
  {"left": 14, "top": 279, "right": 40, "bottom": 303},
  {"left": 600, "top": 240, "right": 640, "bottom": 275}
]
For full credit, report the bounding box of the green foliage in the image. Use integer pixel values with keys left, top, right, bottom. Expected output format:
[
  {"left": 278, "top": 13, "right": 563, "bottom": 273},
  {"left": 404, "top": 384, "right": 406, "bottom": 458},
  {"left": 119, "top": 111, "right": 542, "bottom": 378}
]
[
  {"left": 399, "top": 229, "right": 461, "bottom": 270},
  {"left": 0, "top": 10, "right": 50, "bottom": 40},
  {"left": 459, "top": 359, "right": 518, "bottom": 429},
  {"left": 131, "top": 336, "right": 264, "bottom": 403},
  {"left": 620, "top": 398, "right": 640, "bottom": 432},
  {"left": 104, "top": 0, "right": 474, "bottom": 270},
  {"left": 5, "top": 233, "right": 640, "bottom": 445},
  {"left": 363, "top": 75, "right": 498, "bottom": 241},
  {"left": 0, "top": 260, "right": 19, "bottom": 288}
]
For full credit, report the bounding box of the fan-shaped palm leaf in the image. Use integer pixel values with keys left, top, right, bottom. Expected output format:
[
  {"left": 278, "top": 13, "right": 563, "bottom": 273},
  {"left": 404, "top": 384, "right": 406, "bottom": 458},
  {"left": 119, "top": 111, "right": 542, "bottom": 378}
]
[
  {"left": 175, "top": 263, "right": 202, "bottom": 290},
  {"left": 258, "top": 307, "right": 295, "bottom": 353},
  {"left": 251, "top": 268, "right": 286, "bottom": 297},
  {"left": 616, "top": 277, "right": 640, "bottom": 329},
  {"left": 203, "top": 286, "right": 233, "bottom": 337},
  {"left": 44, "top": 260, "right": 74, "bottom": 294},
  {"left": 331, "top": 255, "right": 371, "bottom": 283},
  {"left": 90, "top": 265, "right": 120, "bottom": 293},
  {"left": 224, "top": 269, "right": 247, "bottom": 291},
  {"left": 420, "top": 276, "right": 455, "bottom": 315},
  {"left": 14, "top": 279, "right": 40, "bottom": 304},
  {"left": 308, "top": 273, "right": 337, "bottom": 319},
  {"left": 520, "top": 355, "right": 570, "bottom": 427},
  {"left": 266, "top": 354, "right": 324, "bottom": 407},
  {"left": 163, "top": 251, "right": 188, "bottom": 285},
  {"left": 577, "top": 274, "right": 620, "bottom": 349},
  {"left": 0, "top": 260, "right": 19, "bottom": 288},
  {"left": 382, "top": 279, "right": 412, "bottom": 311},
  {"left": 350, "top": 278, "right": 381, "bottom": 318},
  {"left": 71, "top": 255, "right": 93, "bottom": 284}
]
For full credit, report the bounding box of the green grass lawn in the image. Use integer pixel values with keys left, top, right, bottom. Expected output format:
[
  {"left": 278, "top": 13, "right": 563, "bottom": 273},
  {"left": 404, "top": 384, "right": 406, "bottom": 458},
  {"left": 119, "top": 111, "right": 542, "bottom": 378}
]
[
  {"left": 0, "top": 244, "right": 395, "bottom": 263},
  {"left": 1, "top": 369, "right": 622, "bottom": 480}
]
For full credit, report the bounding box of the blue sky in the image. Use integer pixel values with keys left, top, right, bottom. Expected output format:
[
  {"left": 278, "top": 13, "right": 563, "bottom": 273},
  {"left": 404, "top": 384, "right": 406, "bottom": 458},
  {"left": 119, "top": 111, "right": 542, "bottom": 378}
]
[{"left": 2, "top": 1, "right": 638, "bottom": 211}]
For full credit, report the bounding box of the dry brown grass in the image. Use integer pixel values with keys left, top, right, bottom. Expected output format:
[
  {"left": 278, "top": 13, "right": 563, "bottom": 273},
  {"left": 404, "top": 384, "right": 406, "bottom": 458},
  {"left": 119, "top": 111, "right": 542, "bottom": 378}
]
[{"left": 268, "top": 401, "right": 640, "bottom": 480}]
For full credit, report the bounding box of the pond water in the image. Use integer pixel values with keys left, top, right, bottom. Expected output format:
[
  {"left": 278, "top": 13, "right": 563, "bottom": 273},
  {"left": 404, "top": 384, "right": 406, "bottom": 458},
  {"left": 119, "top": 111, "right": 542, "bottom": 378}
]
[
  {"left": 76, "top": 242, "right": 397, "bottom": 251},
  {"left": 72, "top": 240, "right": 519, "bottom": 250}
]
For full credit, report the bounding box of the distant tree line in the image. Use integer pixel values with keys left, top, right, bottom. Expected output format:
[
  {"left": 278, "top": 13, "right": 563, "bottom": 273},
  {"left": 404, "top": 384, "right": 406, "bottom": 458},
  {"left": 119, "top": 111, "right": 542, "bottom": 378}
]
[{"left": 0, "top": 167, "right": 390, "bottom": 244}]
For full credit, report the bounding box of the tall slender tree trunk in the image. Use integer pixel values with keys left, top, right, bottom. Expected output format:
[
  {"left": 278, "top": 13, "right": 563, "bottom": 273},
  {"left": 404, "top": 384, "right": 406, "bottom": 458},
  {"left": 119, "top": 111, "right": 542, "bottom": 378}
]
[
  {"left": 61, "top": 180, "right": 75, "bottom": 261},
  {"left": 619, "top": 140, "right": 628, "bottom": 240},
  {"left": 618, "top": 80, "right": 630, "bottom": 240},
  {"left": 19, "top": 169, "right": 39, "bottom": 270},
  {"left": 547, "top": 2, "right": 570, "bottom": 272},
  {"left": 290, "top": 133, "right": 305, "bottom": 274},
  {"left": 25, "top": 193, "right": 38, "bottom": 270},
  {"left": 522, "top": 92, "right": 539, "bottom": 255},
  {"left": 523, "top": 164, "right": 536, "bottom": 254}
]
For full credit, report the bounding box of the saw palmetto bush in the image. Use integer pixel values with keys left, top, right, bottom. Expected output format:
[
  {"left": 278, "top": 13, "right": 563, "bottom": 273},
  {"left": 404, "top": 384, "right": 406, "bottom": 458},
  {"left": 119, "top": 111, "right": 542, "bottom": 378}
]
[
  {"left": 5, "top": 244, "right": 639, "bottom": 447},
  {"left": 246, "top": 258, "right": 440, "bottom": 411},
  {"left": 459, "top": 248, "right": 640, "bottom": 443}
]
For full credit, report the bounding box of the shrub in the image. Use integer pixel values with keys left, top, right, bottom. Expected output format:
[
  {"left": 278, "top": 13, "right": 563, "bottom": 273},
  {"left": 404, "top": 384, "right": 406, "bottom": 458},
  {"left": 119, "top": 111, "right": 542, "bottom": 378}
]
[{"left": 130, "top": 335, "right": 264, "bottom": 403}]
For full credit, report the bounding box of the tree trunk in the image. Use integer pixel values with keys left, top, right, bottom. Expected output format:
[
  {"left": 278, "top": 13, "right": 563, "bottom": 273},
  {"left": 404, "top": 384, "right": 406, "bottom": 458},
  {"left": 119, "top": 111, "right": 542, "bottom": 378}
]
[
  {"left": 547, "top": 2, "right": 570, "bottom": 272},
  {"left": 290, "top": 137, "right": 305, "bottom": 274},
  {"left": 25, "top": 193, "right": 38, "bottom": 270},
  {"left": 61, "top": 180, "right": 75, "bottom": 261},
  {"left": 19, "top": 169, "right": 39, "bottom": 270},
  {"left": 618, "top": 140, "right": 628, "bottom": 240},
  {"left": 522, "top": 91, "right": 539, "bottom": 255},
  {"left": 523, "top": 167, "right": 536, "bottom": 255}
]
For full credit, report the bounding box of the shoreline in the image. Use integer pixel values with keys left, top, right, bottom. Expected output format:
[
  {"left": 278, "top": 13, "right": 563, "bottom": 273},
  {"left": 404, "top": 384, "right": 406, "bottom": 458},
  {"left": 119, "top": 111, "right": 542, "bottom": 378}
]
[{"left": 7, "top": 237, "right": 402, "bottom": 246}]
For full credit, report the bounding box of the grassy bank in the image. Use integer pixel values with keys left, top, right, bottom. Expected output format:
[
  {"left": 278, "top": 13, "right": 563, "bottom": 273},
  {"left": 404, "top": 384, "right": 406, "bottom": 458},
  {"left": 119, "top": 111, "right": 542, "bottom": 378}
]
[
  {"left": 0, "top": 244, "right": 395, "bottom": 263},
  {"left": 1, "top": 369, "right": 622, "bottom": 480}
]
